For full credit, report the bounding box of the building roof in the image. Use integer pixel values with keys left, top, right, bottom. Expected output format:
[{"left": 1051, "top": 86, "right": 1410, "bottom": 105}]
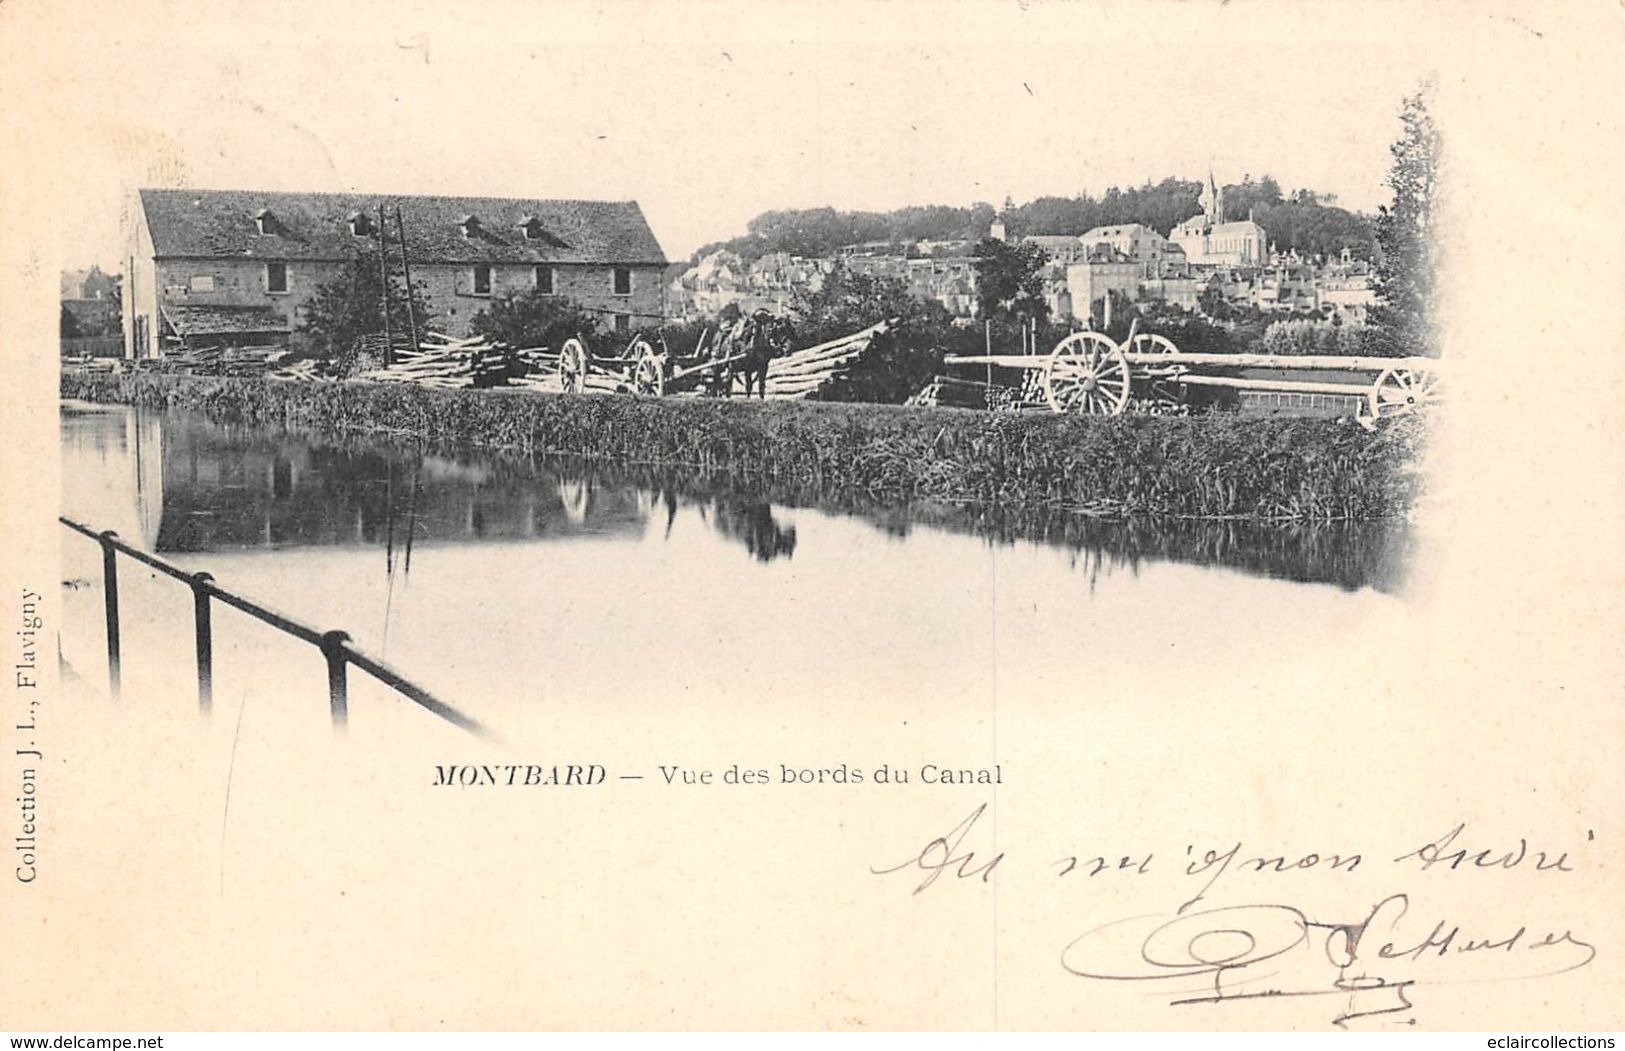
[
  {"left": 162, "top": 303, "right": 292, "bottom": 337},
  {"left": 1082, "top": 244, "right": 1132, "bottom": 264},
  {"left": 1210, "top": 220, "right": 1267, "bottom": 235},
  {"left": 1080, "top": 224, "right": 1156, "bottom": 240},
  {"left": 1022, "top": 235, "right": 1084, "bottom": 249},
  {"left": 138, "top": 188, "right": 668, "bottom": 266}
]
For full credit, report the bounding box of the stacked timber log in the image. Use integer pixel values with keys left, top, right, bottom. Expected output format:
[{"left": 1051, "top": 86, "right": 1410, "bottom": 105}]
[
  {"left": 761, "top": 319, "right": 892, "bottom": 400},
  {"left": 266, "top": 359, "right": 328, "bottom": 381},
  {"left": 61, "top": 356, "right": 119, "bottom": 374},
  {"left": 905, "top": 375, "right": 1016, "bottom": 410},
  {"left": 154, "top": 344, "right": 288, "bottom": 376},
  {"left": 352, "top": 331, "right": 509, "bottom": 389},
  {"left": 353, "top": 332, "right": 419, "bottom": 362}
]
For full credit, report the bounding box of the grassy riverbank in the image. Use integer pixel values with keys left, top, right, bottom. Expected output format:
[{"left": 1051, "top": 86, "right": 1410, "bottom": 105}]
[{"left": 60, "top": 372, "right": 1428, "bottom": 520}]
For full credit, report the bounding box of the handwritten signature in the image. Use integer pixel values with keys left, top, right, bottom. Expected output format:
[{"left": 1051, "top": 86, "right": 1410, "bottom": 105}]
[
  {"left": 1060, "top": 895, "right": 1595, "bottom": 1028},
  {"left": 872, "top": 804, "right": 1597, "bottom": 1027}
]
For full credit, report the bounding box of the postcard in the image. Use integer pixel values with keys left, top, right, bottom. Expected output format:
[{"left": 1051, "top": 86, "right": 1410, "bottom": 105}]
[{"left": 1, "top": 0, "right": 1621, "bottom": 1034}]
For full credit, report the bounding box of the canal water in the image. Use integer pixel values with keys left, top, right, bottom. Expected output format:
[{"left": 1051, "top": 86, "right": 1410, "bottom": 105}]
[
  {"left": 58, "top": 400, "right": 1418, "bottom": 747},
  {"left": 44, "top": 398, "right": 1467, "bottom": 1029}
]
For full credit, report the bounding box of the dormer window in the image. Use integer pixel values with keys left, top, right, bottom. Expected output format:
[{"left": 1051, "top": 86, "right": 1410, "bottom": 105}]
[
  {"left": 519, "top": 216, "right": 544, "bottom": 241},
  {"left": 347, "top": 211, "right": 372, "bottom": 236},
  {"left": 459, "top": 215, "right": 480, "bottom": 239},
  {"left": 254, "top": 208, "right": 275, "bottom": 236}
]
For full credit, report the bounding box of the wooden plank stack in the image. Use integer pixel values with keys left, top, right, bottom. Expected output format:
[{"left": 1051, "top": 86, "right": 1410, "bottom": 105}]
[
  {"left": 906, "top": 375, "right": 1016, "bottom": 410},
  {"left": 352, "top": 331, "right": 510, "bottom": 389},
  {"left": 154, "top": 344, "right": 288, "bottom": 376},
  {"left": 267, "top": 359, "right": 327, "bottom": 381},
  {"left": 761, "top": 319, "right": 892, "bottom": 400}
]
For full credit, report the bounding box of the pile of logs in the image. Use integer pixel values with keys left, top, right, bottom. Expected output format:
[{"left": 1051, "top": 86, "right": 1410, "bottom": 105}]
[
  {"left": 353, "top": 332, "right": 419, "bottom": 362},
  {"left": 761, "top": 319, "right": 892, "bottom": 400},
  {"left": 267, "top": 359, "right": 327, "bottom": 382},
  {"left": 153, "top": 344, "right": 287, "bottom": 376},
  {"left": 352, "top": 331, "right": 510, "bottom": 389},
  {"left": 905, "top": 375, "right": 1015, "bottom": 410},
  {"left": 61, "top": 356, "right": 119, "bottom": 374}
]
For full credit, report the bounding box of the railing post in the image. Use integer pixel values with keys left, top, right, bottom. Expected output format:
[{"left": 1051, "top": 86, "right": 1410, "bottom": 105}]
[
  {"left": 190, "top": 572, "right": 214, "bottom": 717},
  {"left": 97, "top": 530, "right": 121, "bottom": 702},
  {"left": 319, "top": 630, "right": 351, "bottom": 732}
]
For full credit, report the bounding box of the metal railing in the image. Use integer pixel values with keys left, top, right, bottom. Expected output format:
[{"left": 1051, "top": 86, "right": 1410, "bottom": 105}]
[{"left": 60, "top": 516, "right": 487, "bottom": 738}]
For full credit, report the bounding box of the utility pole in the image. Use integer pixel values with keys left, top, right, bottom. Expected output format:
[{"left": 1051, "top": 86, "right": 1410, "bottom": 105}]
[
  {"left": 377, "top": 202, "right": 392, "bottom": 366},
  {"left": 394, "top": 205, "right": 421, "bottom": 356}
]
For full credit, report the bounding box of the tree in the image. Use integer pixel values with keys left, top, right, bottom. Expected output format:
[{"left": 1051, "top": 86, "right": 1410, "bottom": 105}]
[
  {"left": 1369, "top": 87, "right": 1442, "bottom": 356},
  {"left": 298, "top": 248, "right": 434, "bottom": 368},
  {"left": 469, "top": 289, "right": 602, "bottom": 352},
  {"left": 789, "top": 261, "right": 958, "bottom": 403},
  {"left": 789, "top": 260, "right": 921, "bottom": 345},
  {"left": 60, "top": 303, "right": 81, "bottom": 339},
  {"left": 971, "top": 237, "right": 1049, "bottom": 321}
]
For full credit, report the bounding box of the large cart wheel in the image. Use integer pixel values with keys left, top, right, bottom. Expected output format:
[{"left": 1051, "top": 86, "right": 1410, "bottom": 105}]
[
  {"left": 1368, "top": 366, "right": 1443, "bottom": 420},
  {"left": 631, "top": 340, "right": 665, "bottom": 397},
  {"left": 1126, "top": 332, "right": 1183, "bottom": 408},
  {"left": 558, "top": 338, "right": 588, "bottom": 394},
  {"left": 1044, "top": 331, "right": 1132, "bottom": 416},
  {"left": 1126, "top": 333, "right": 1179, "bottom": 355}
]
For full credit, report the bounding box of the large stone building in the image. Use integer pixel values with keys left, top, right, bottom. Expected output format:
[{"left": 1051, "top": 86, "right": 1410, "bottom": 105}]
[
  {"left": 124, "top": 188, "right": 668, "bottom": 358},
  {"left": 1062, "top": 245, "right": 1139, "bottom": 321},
  {"left": 1078, "top": 223, "right": 1172, "bottom": 279},
  {"left": 1169, "top": 173, "right": 1268, "bottom": 267}
]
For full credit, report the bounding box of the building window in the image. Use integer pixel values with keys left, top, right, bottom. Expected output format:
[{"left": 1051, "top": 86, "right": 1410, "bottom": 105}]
[
  {"left": 189, "top": 275, "right": 215, "bottom": 293},
  {"left": 266, "top": 262, "right": 288, "bottom": 294},
  {"left": 612, "top": 267, "right": 632, "bottom": 296},
  {"left": 472, "top": 265, "right": 492, "bottom": 296},
  {"left": 535, "top": 265, "right": 555, "bottom": 294},
  {"left": 614, "top": 313, "right": 631, "bottom": 333}
]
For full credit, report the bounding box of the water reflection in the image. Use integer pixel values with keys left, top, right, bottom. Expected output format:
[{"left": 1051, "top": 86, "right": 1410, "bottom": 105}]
[{"left": 59, "top": 402, "right": 1409, "bottom": 592}]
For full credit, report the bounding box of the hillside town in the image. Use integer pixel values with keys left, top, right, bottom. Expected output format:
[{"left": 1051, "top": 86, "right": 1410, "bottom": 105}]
[{"left": 668, "top": 173, "right": 1376, "bottom": 326}]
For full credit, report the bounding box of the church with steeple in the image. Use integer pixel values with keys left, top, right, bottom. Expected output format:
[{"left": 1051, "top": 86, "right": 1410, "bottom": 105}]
[{"left": 1169, "top": 172, "right": 1268, "bottom": 267}]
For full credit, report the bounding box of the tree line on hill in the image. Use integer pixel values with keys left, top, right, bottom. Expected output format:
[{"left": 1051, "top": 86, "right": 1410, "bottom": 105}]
[
  {"left": 297, "top": 89, "right": 1436, "bottom": 399},
  {"left": 692, "top": 175, "right": 1374, "bottom": 265}
]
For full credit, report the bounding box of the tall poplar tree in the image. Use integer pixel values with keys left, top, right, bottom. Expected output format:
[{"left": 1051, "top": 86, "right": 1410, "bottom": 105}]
[{"left": 1370, "top": 88, "right": 1443, "bottom": 356}]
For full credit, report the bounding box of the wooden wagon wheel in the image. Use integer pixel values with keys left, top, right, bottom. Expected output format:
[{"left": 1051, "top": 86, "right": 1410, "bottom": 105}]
[
  {"left": 1126, "top": 333, "right": 1179, "bottom": 355},
  {"left": 1044, "top": 331, "right": 1132, "bottom": 416},
  {"left": 1368, "top": 366, "right": 1443, "bottom": 420},
  {"left": 1126, "top": 332, "right": 1182, "bottom": 407},
  {"left": 558, "top": 338, "right": 588, "bottom": 394},
  {"left": 630, "top": 340, "right": 665, "bottom": 397}
]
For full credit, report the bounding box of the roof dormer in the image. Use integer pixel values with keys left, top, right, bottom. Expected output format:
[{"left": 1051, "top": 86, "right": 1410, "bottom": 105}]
[
  {"left": 459, "top": 214, "right": 480, "bottom": 239},
  {"left": 518, "top": 215, "right": 544, "bottom": 240},
  {"left": 347, "top": 210, "right": 373, "bottom": 236},
  {"left": 254, "top": 208, "right": 276, "bottom": 236}
]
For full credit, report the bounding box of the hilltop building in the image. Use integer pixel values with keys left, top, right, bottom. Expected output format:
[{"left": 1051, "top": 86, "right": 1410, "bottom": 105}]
[
  {"left": 124, "top": 188, "right": 668, "bottom": 358},
  {"left": 1169, "top": 172, "right": 1268, "bottom": 267}
]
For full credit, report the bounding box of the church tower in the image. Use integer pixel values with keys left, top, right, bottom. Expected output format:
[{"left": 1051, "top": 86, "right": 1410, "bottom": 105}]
[{"left": 1199, "top": 170, "right": 1225, "bottom": 225}]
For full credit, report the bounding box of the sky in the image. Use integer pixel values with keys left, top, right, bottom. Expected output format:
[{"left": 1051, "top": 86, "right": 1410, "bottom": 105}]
[{"left": 4, "top": 0, "right": 1470, "bottom": 269}]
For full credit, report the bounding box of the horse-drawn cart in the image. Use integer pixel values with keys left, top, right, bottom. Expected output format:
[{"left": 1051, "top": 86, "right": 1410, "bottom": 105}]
[
  {"left": 550, "top": 312, "right": 791, "bottom": 398},
  {"left": 944, "top": 326, "right": 1444, "bottom": 424}
]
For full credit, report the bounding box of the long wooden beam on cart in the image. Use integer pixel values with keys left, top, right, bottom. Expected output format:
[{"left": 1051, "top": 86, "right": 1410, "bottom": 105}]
[
  {"left": 944, "top": 352, "right": 1441, "bottom": 371},
  {"left": 1172, "top": 375, "right": 1378, "bottom": 397},
  {"left": 669, "top": 352, "right": 749, "bottom": 382}
]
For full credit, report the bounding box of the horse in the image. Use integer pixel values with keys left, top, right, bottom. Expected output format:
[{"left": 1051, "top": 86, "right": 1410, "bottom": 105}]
[{"left": 725, "top": 310, "right": 793, "bottom": 400}]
